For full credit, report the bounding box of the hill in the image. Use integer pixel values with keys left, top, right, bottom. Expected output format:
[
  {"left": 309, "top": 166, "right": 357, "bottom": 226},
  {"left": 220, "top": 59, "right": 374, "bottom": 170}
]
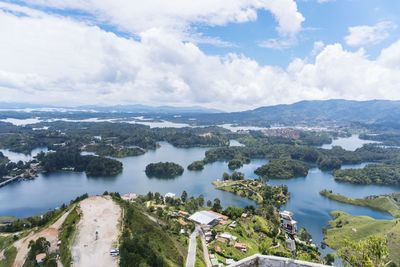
[{"left": 169, "top": 99, "right": 400, "bottom": 127}]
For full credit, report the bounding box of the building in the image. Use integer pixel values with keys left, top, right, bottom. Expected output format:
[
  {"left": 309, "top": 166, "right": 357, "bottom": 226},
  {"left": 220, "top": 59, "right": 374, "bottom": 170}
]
[
  {"left": 165, "top": 192, "right": 176, "bottom": 198},
  {"left": 35, "top": 253, "right": 47, "bottom": 264},
  {"left": 280, "top": 211, "right": 297, "bottom": 235},
  {"left": 228, "top": 254, "right": 331, "bottom": 267},
  {"left": 189, "top": 210, "right": 224, "bottom": 226}
]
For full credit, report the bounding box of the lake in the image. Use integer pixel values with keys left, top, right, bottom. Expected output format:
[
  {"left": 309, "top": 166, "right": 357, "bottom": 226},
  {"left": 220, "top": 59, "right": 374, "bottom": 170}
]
[
  {"left": 321, "top": 134, "right": 380, "bottom": 151},
  {"left": 0, "top": 135, "right": 398, "bottom": 256}
]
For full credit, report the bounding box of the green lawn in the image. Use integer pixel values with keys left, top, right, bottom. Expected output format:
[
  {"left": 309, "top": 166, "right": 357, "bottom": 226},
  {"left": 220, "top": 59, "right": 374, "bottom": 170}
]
[
  {"left": 59, "top": 206, "right": 80, "bottom": 267},
  {"left": 195, "top": 236, "right": 206, "bottom": 267}
]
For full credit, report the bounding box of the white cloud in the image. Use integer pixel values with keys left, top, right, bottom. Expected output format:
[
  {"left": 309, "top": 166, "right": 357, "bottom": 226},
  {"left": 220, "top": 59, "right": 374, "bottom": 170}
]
[
  {"left": 22, "top": 0, "right": 304, "bottom": 37},
  {"left": 0, "top": 3, "right": 399, "bottom": 111},
  {"left": 345, "top": 21, "right": 397, "bottom": 47},
  {"left": 258, "top": 37, "right": 296, "bottom": 50}
]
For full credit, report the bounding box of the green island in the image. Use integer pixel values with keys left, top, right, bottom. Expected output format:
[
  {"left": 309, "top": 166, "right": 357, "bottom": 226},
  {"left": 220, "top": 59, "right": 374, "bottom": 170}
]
[
  {"left": 320, "top": 190, "right": 400, "bottom": 218},
  {"left": 38, "top": 149, "right": 123, "bottom": 176},
  {"left": 84, "top": 144, "right": 146, "bottom": 158},
  {"left": 333, "top": 164, "right": 400, "bottom": 185},
  {"left": 145, "top": 162, "right": 184, "bottom": 178},
  {"left": 213, "top": 178, "right": 289, "bottom": 207},
  {"left": 254, "top": 158, "right": 309, "bottom": 179},
  {"left": 187, "top": 160, "right": 205, "bottom": 171},
  {"left": 324, "top": 211, "right": 400, "bottom": 266}
]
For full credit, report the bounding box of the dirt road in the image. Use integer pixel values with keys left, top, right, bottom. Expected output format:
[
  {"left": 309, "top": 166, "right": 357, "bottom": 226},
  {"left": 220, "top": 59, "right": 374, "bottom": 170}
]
[
  {"left": 71, "top": 196, "right": 121, "bottom": 267},
  {"left": 11, "top": 209, "right": 71, "bottom": 267}
]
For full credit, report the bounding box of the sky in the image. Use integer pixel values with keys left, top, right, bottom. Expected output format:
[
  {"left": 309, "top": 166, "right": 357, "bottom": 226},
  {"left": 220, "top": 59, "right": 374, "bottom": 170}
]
[{"left": 0, "top": 0, "right": 399, "bottom": 111}]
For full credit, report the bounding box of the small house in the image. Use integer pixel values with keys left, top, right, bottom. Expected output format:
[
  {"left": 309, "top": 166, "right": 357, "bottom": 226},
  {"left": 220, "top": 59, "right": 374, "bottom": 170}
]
[
  {"left": 234, "top": 242, "right": 247, "bottom": 252},
  {"left": 35, "top": 253, "right": 46, "bottom": 264}
]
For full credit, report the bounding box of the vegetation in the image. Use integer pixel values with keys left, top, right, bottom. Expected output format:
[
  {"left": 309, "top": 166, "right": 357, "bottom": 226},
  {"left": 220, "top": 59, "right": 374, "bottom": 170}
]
[
  {"left": 145, "top": 162, "right": 184, "bottom": 178},
  {"left": 195, "top": 236, "right": 206, "bottom": 267},
  {"left": 254, "top": 158, "right": 309, "bottom": 179},
  {"left": 39, "top": 149, "right": 123, "bottom": 176},
  {"left": 325, "top": 211, "right": 400, "bottom": 266},
  {"left": 334, "top": 164, "right": 400, "bottom": 185},
  {"left": 84, "top": 144, "right": 145, "bottom": 157},
  {"left": 119, "top": 203, "right": 186, "bottom": 267},
  {"left": 213, "top": 179, "right": 289, "bottom": 207},
  {"left": 187, "top": 160, "right": 205, "bottom": 171},
  {"left": 338, "top": 236, "right": 390, "bottom": 267},
  {"left": 0, "top": 246, "right": 17, "bottom": 267},
  {"left": 23, "top": 237, "right": 57, "bottom": 267},
  {"left": 59, "top": 207, "right": 81, "bottom": 267},
  {"left": 320, "top": 190, "right": 400, "bottom": 218},
  {"left": 221, "top": 171, "right": 245, "bottom": 181}
]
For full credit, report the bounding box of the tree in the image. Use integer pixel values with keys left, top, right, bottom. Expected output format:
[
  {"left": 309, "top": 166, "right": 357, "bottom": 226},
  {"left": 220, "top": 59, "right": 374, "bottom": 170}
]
[
  {"left": 338, "top": 236, "right": 389, "bottom": 267},
  {"left": 181, "top": 191, "right": 188, "bottom": 203},
  {"left": 212, "top": 198, "right": 222, "bottom": 212},
  {"left": 206, "top": 200, "right": 212, "bottom": 207}
]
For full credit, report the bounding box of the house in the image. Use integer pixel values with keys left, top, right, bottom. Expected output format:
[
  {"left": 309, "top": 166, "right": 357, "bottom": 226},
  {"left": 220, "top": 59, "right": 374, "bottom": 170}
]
[
  {"left": 234, "top": 242, "right": 247, "bottom": 252},
  {"left": 122, "top": 193, "right": 137, "bottom": 201},
  {"left": 178, "top": 210, "right": 189, "bottom": 217},
  {"left": 229, "top": 221, "right": 237, "bottom": 228},
  {"left": 165, "top": 192, "right": 176, "bottom": 198},
  {"left": 189, "top": 211, "right": 224, "bottom": 226},
  {"left": 218, "top": 233, "right": 237, "bottom": 241},
  {"left": 279, "top": 211, "right": 297, "bottom": 235},
  {"left": 36, "top": 253, "right": 47, "bottom": 264}
]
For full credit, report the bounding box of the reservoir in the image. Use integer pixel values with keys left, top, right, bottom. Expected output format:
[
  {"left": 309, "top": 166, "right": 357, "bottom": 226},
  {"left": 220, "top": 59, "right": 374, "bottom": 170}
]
[{"left": 0, "top": 135, "right": 398, "bottom": 254}]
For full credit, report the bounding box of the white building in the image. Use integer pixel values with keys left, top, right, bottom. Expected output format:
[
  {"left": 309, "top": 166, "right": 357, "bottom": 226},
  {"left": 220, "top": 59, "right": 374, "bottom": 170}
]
[{"left": 189, "top": 210, "right": 221, "bottom": 225}]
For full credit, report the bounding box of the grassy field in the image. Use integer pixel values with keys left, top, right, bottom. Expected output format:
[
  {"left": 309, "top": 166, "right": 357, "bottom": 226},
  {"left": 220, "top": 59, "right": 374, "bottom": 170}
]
[
  {"left": 320, "top": 190, "right": 400, "bottom": 218},
  {"left": 325, "top": 211, "right": 400, "bottom": 265}
]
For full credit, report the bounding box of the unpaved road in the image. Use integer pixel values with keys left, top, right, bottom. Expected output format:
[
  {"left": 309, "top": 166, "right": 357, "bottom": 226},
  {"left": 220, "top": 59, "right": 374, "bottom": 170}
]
[
  {"left": 72, "top": 196, "right": 121, "bottom": 267},
  {"left": 186, "top": 226, "right": 199, "bottom": 267},
  {"left": 11, "top": 209, "right": 71, "bottom": 267}
]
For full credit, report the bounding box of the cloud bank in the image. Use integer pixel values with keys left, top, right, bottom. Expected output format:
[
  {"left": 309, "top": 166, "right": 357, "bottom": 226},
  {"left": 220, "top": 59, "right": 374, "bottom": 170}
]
[{"left": 0, "top": 2, "right": 399, "bottom": 111}]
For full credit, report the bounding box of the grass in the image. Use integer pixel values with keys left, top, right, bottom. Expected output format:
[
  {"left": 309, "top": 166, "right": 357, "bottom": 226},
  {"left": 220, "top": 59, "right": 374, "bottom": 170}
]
[
  {"left": 325, "top": 211, "right": 400, "bottom": 265},
  {"left": 0, "top": 246, "right": 17, "bottom": 267},
  {"left": 195, "top": 236, "right": 206, "bottom": 267},
  {"left": 59, "top": 206, "right": 80, "bottom": 267},
  {"left": 320, "top": 190, "right": 400, "bottom": 218}
]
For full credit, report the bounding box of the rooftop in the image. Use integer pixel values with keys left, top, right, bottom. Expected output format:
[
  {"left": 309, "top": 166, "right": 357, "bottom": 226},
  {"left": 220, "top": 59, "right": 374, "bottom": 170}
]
[
  {"left": 228, "top": 254, "right": 330, "bottom": 267},
  {"left": 189, "top": 210, "right": 221, "bottom": 225}
]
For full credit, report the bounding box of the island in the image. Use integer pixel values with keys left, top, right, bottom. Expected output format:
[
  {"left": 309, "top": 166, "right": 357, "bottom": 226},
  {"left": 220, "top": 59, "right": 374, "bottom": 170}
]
[
  {"left": 39, "top": 149, "right": 123, "bottom": 176},
  {"left": 84, "top": 144, "right": 146, "bottom": 158},
  {"left": 254, "top": 158, "right": 309, "bottom": 179},
  {"left": 333, "top": 164, "right": 400, "bottom": 185},
  {"left": 145, "top": 162, "right": 184, "bottom": 178},
  {"left": 187, "top": 160, "right": 204, "bottom": 171}
]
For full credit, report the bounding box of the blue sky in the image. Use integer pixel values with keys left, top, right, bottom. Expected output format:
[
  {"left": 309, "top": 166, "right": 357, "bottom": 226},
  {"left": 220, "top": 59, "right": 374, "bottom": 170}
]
[
  {"left": 199, "top": 0, "right": 400, "bottom": 66},
  {"left": 0, "top": 0, "right": 399, "bottom": 110}
]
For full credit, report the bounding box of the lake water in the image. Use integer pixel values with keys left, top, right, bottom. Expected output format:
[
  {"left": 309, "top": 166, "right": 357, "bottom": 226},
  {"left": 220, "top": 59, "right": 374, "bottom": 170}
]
[
  {"left": 0, "top": 147, "right": 48, "bottom": 163},
  {"left": 321, "top": 134, "right": 380, "bottom": 151},
  {"left": 0, "top": 135, "right": 398, "bottom": 257}
]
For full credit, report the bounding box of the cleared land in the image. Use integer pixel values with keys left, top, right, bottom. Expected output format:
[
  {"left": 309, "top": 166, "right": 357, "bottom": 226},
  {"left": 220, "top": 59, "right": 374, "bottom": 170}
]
[{"left": 72, "top": 196, "right": 121, "bottom": 267}]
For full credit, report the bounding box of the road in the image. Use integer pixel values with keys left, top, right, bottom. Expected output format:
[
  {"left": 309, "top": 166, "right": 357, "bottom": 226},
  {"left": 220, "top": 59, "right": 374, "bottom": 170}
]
[{"left": 186, "top": 225, "right": 199, "bottom": 267}]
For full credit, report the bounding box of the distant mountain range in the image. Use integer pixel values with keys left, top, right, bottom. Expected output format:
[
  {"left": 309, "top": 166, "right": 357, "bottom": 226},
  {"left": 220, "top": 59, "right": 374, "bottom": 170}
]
[
  {"left": 164, "top": 99, "right": 400, "bottom": 127},
  {"left": 0, "top": 103, "right": 221, "bottom": 114},
  {"left": 1, "top": 100, "right": 400, "bottom": 127}
]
